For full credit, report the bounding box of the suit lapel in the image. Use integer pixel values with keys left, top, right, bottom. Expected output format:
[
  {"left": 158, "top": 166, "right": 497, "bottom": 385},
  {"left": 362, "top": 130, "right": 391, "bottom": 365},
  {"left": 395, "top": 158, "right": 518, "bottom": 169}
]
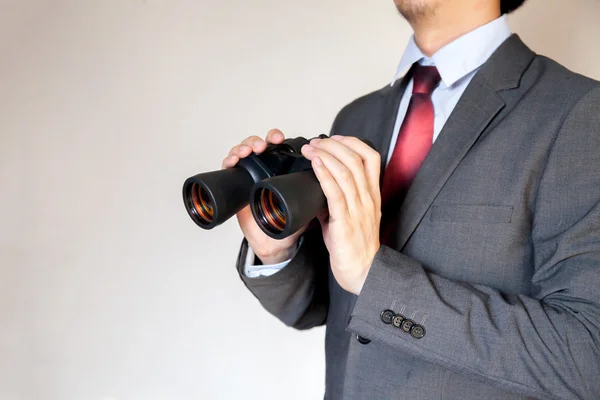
[{"left": 386, "top": 34, "right": 536, "bottom": 250}]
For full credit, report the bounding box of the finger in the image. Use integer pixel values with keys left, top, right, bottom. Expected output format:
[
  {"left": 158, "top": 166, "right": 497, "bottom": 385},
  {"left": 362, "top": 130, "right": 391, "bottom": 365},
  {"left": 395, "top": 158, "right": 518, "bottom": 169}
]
[
  {"left": 241, "top": 135, "right": 267, "bottom": 153},
  {"left": 302, "top": 145, "right": 361, "bottom": 214},
  {"left": 311, "top": 157, "right": 348, "bottom": 221},
  {"left": 228, "top": 144, "right": 253, "bottom": 158},
  {"left": 266, "top": 129, "right": 285, "bottom": 144},
  {"left": 331, "top": 135, "right": 381, "bottom": 202},
  {"left": 309, "top": 137, "right": 371, "bottom": 205},
  {"left": 221, "top": 155, "right": 239, "bottom": 169}
]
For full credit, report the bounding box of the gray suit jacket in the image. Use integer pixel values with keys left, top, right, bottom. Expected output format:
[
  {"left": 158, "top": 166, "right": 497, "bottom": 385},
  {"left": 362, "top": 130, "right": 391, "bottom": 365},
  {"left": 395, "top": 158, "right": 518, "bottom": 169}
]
[{"left": 235, "top": 35, "right": 600, "bottom": 400}]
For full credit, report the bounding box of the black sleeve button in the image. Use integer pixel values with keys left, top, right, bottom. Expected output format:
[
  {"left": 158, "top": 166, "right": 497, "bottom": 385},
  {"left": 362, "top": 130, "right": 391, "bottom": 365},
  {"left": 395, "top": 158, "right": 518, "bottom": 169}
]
[
  {"left": 401, "top": 319, "right": 414, "bottom": 333},
  {"left": 356, "top": 335, "right": 371, "bottom": 345},
  {"left": 392, "top": 314, "right": 405, "bottom": 328},
  {"left": 410, "top": 324, "right": 426, "bottom": 339},
  {"left": 380, "top": 309, "right": 395, "bottom": 325}
]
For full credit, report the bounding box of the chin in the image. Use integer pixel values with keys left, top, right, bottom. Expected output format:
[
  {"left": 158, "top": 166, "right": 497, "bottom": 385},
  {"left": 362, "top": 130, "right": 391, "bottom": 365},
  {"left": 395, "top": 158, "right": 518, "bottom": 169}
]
[{"left": 394, "top": 0, "right": 438, "bottom": 21}]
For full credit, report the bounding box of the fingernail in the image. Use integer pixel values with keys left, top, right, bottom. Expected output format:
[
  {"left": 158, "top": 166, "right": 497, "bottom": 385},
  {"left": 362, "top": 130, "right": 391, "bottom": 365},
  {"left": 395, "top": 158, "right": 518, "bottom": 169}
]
[
  {"left": 331, "top": 135, "right": 343, "bottom": 141},
  {"left": 303, "top": 145, "right": 314, "bottom": 152},
  {"left": 310, "top": 138, "right": 321, "bottom": 145},
  {"left": 313, "top": 157, "right": 323, "bottom": 167}
]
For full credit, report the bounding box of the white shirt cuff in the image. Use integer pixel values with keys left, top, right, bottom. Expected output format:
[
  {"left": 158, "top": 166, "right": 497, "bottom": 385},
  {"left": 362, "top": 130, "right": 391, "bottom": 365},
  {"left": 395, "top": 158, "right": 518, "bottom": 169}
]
[{"left": 243, "top": 237, "right": 303, "bottom": 278}]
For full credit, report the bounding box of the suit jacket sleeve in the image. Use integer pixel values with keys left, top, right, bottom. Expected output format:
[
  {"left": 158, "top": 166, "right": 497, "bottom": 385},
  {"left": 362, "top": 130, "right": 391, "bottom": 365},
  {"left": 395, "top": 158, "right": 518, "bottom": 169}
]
[
  {"left": 348, "top": 87, "right": 600, "bottom": 399},
  {"left": 236, "top": 225, "right": 329, "bottom": 330}
]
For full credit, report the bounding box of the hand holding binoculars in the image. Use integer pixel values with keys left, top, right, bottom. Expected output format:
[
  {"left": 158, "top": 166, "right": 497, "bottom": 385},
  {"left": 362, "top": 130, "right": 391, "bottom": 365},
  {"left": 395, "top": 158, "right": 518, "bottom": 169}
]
[
  {"left": 182, "top": 135, "right": 374, "bottom": 240},
  {"left": 183, "top": 135, "right": 335, "bottom": 240}
]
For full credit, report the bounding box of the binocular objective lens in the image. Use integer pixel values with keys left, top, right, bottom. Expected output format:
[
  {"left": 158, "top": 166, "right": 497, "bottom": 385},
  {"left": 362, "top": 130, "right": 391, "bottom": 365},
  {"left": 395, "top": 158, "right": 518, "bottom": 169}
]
[
  {"left": 190, "top": 183, "right": 214, "bottom": 225},
  {"left": 255, "top": 188, "right": 287, "bottom": 234}
]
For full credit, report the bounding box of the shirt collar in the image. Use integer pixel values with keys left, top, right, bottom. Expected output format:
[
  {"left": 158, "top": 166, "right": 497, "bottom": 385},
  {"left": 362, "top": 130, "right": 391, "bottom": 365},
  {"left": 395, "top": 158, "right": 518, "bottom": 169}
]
[{"left": 391, "top": 15, "right": 512, "bottom": 87}]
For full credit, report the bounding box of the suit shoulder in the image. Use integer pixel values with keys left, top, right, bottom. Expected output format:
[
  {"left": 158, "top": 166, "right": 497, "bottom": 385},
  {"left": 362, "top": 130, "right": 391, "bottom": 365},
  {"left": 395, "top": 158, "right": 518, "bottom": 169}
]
[
  {"left": 338, "top": 84, "right": 389, "bottom": 116},
  {"left": 533, "top": 57, "right": 600, "bottom": 149},
  {"left": 521, "top": 55, "right": 600, "bottom": 128},
  {"left": 330, "top": 84, "right": 391, "bottom": 131},
  {"left": 530, "top": 55, "right": 600, "bottom": 96}
]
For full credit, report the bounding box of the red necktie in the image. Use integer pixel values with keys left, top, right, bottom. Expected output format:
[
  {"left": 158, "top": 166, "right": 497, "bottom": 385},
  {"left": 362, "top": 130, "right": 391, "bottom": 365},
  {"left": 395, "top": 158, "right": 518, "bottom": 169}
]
[
  {"left": 381, "top": 64, "right": 441, "bottom": 244},
  {"left": 382, "top": 64, "right": 441, "bottom": 206}
]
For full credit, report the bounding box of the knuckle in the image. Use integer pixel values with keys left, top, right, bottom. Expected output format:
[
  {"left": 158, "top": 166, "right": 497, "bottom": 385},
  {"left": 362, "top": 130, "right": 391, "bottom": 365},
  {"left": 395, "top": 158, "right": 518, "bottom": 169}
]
[
  {"left": 266, "top": 129, "right": 284, "bottom": 140},
  {"left": 345, "top": 136, "right": 358, "bottom": 145},
  {"left": 243, "top": 135, "right": 262, "bottom": 145},
  {"left": 234, "top": 146, "right": 245, "bottom": 155},
  {"left": 340, "top": 169, "right": 354, "bottom": 185},
  {"left": 228, "top": 145, "right": 239, "bottom": 156},
  {"left": 371, "top": 151, "right": 381, "bottom": 163},
  {"left": 349, "top": 153, "right": 362, "bottom": 167},
  {"left": 222, "top": 156, "right": 235, "bottom": 168}
]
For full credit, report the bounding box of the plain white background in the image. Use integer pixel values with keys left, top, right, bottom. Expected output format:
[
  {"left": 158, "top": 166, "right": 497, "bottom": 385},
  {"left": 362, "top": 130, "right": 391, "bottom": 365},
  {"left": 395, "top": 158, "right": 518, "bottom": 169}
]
[{"left": 1, "top": 0, "right": 599, "bottom": 399}]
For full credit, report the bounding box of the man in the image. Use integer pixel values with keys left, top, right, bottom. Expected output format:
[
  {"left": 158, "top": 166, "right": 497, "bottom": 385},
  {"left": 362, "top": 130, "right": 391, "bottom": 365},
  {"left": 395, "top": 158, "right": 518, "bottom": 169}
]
[{"left": 223, "top": 0, "right": 600, "bottom": 398}]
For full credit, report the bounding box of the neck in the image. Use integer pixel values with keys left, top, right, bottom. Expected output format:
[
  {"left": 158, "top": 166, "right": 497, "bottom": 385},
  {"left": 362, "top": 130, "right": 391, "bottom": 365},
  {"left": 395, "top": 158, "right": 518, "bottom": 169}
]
[{"left": 410, "top": 5, "right": 501, "bottom": 57}]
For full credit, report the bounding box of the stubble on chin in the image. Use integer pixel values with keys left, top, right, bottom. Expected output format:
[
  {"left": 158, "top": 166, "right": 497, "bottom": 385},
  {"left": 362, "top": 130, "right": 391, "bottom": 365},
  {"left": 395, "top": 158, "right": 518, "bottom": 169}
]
[{"left": 394, "top": 0, "right": 439, "bottom": 22}]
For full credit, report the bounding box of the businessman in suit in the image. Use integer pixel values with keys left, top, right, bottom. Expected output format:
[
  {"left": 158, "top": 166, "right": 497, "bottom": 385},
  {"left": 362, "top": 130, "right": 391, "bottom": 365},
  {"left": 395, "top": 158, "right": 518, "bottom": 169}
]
[{"left": 222, "top": 0, "right": 600, "bottom": 398}]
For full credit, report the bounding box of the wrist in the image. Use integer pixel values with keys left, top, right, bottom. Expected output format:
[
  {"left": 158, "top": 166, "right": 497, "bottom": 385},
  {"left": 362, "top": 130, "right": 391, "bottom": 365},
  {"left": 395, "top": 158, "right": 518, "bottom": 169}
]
[
  {"left": 352, "top": 246, "right": 379, "bottom": 295},
  {"left": 254, "top": 243, "right": 298, "bottom": 265}
]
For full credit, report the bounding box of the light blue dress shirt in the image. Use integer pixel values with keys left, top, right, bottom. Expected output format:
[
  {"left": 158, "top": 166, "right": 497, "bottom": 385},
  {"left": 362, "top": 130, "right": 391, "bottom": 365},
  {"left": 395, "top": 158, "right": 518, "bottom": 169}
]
[{"left": 245, "top": 15, "right": 512, "bottom": 278}]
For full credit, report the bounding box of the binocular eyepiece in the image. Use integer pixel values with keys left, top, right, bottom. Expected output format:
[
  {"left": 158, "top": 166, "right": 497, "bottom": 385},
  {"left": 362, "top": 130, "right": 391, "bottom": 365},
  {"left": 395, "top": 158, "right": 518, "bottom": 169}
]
[{"left": 182, "top": 135, "right": 329, "bottom": 240}]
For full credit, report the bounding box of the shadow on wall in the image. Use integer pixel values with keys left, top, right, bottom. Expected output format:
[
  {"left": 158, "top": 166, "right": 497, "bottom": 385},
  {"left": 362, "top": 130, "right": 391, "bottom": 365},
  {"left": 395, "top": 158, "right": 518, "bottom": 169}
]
[{"left": 510, "top": 0, "right": 600, "bottom": 80}]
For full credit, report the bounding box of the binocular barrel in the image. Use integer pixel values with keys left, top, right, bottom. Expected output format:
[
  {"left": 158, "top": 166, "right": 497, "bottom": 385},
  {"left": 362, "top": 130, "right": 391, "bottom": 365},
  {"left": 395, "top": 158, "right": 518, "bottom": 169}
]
[
  {"left": 182, "top": 167, "right": 256, "bottom": 230},
  {"left": 250, "top": 171, "right": 326, "bottom": 239}
]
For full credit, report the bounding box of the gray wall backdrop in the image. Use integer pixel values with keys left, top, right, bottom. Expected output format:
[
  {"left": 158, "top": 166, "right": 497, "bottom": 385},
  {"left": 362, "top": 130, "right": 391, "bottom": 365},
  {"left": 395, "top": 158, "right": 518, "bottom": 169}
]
[{"left": 1, "top": 0, "right": 600, "bottom": 399}]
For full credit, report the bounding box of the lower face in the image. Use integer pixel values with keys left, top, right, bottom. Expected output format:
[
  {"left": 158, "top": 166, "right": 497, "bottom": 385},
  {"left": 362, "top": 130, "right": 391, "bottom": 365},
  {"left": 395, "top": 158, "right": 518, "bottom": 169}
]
[{"left": 393, "top": 0, "right": 442, "bottom": 21}]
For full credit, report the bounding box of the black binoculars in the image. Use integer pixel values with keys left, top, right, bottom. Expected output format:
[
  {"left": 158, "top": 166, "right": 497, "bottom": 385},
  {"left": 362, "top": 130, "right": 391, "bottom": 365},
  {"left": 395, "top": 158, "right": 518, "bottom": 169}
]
[{"left": 182, "top": 135, "right": 329, "bottom": 240}]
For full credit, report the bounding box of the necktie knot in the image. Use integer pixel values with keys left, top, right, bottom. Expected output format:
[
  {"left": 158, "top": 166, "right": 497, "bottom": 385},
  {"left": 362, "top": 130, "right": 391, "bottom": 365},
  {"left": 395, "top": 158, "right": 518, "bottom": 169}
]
[{"left": 412, "top": 64, "right": 441, "bottom": 95}]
